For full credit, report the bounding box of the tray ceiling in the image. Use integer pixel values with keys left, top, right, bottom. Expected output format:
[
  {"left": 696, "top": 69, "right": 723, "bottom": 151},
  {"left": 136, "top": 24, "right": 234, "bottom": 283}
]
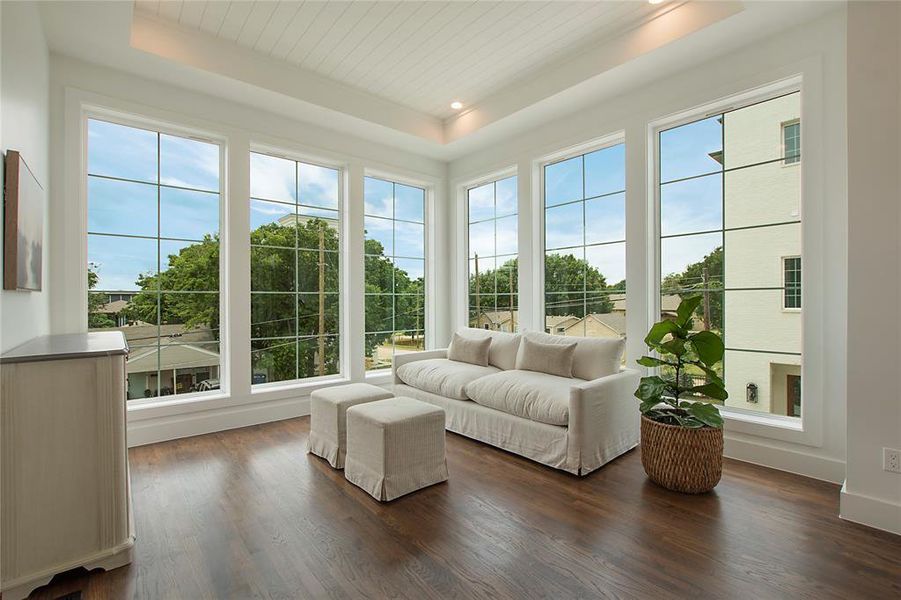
[{"left": 134, "top": 1, "right": 668, "bottom": 120}]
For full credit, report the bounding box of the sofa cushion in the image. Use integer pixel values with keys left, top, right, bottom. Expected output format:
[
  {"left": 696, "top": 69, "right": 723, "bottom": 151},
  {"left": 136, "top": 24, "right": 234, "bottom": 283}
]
[
  {"left": 456, "top": 327, "right": 521, "bottom": 371},
  {"left": 396, "top": 358, "right": 500, "bottom": 400},
  {"left": 465, "top": 370, "right": 585, "bottom": 426},
  {"left": 523, "top": 331, "right": 624, "bottom": 381},
  {"left": 447, "top": 333, "right": 491, "bottom": 366},
  {"left": 515, "top": 335, "right": 577, "bottom": 377}
]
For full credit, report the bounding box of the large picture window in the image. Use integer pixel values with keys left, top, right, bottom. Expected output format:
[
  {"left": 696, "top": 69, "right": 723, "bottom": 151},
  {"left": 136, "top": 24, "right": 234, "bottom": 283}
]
[
  {"left": 364, "top": 177, "right": 426, "bottom": 371},
  {"left": 543, "top": 143, "right": 626, "bottom": 340},
  {"left": 86, "top": 119, "right": 221, "bottom": 400},
  {"left": 467, "top": 175, "right": 517, "bottom": 331},
  {"left": 657, "top": 90, "right": 801, "bottom": 417},
  {"left": 249, "top": 152, "right": 341, "bottom": 385}
]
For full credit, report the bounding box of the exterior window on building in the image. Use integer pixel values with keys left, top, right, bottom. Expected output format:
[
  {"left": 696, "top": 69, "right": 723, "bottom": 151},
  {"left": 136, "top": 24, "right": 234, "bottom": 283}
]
[
  {"left": 249, "top": 153, "right": 341, "bottom": 385},
  {"left": 658, "top": 91, "right": 802, "bottom": 418},
  {"left": 543, "top": 143, "right": 626, "bottom": 340},
  {"left": 467, "top": 175, "right": 518, "bottom": 332},
  {"left": 364, "top": 177, "right": 426, "bottom": 371},
  {"left": 783, "top": 256, "right": 801, "bottom": 309},
  {"left": 783, "top": 120, "right": 800, "bottom": 165},
  {"left": 86, "top": 119, "right": 221, "bottom": 400}
]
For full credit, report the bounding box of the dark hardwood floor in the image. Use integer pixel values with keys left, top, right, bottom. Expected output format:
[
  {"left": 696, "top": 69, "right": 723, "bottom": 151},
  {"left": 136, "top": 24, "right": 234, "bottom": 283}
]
[{"left": 32, "top": 417, "right": 900, "bottom": 600}]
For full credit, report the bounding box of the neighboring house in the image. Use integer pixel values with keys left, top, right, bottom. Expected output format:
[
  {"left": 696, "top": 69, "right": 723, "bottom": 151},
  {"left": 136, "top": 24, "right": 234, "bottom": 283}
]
[
  {"left": 88, "top": 320, "right": 221, "bottom": 400},
  {"left": 95, "top": 299, "right": 131, "bottom": 327},
  {"left": 561, "top": 313, "right": 626, "bottom": 338},
  {"left": 474, "top": 310, "right": 518, "bottom": 332},
  {"left": 717, "top": 94, "right": 802, "bottom": 417}
]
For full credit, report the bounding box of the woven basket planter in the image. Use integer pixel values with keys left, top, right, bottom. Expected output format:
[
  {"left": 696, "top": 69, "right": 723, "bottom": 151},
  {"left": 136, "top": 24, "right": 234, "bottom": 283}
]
[{"left": 640, "top": 415, "right": 723, "bottom": 494}]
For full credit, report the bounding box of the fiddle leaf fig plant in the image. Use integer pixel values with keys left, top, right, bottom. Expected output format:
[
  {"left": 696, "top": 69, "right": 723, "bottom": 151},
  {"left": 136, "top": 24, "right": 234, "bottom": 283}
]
[{"left": 635, "top": 295, "right": 727, "bottom": 429}]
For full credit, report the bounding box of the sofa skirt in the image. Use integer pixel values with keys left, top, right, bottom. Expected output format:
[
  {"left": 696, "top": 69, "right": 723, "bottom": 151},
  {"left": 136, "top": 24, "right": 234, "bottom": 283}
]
[{"left": 393, "top": 384, "right": 574, "bottom": 474}]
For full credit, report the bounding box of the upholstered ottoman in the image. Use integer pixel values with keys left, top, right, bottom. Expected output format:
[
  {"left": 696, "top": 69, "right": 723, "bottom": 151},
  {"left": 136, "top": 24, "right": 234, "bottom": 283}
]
[
  {"left": 344, "top": 397, "right": 448, "bottom": 501},
  {"left": 308, "top": 383, "right": 394, "bottom": 468}
]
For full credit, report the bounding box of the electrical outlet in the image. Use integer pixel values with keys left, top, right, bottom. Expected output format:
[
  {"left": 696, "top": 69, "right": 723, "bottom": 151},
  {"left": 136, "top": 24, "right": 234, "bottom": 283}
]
[{"left": 884, "top": 448, "right": 901, "bottom": 474}]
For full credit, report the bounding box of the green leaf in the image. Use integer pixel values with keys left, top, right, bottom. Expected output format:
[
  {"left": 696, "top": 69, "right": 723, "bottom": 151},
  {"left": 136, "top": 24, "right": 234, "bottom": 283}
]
[
  {"left": 644, "top": 319, "right": 679, "bottom": 348},
  {"left": 696, "top": 364, "right": 725, "bottom": 387},
  {"left": 676, "top": 295, "right": 703, "bottom": 327},
  {"left": 685, "top": 401, "right": 724, "bottom": 428},
  {"left": 689, "top": 383, "right": 729, "bottom": 401},
  {"left": 639, "top": 399, "right": 661, "bottom": 414},
  {"left": 637, "top": 356, "right": 672, "bottom": 368},
  {"left": 659, "top": 337, "right": 687, "bottom": 357},
  {"left": 634, "top": 376, "right": 668, "bottom": 401},
  {"left": 689, "top": 330, "right": 725, "bottom": 366}
]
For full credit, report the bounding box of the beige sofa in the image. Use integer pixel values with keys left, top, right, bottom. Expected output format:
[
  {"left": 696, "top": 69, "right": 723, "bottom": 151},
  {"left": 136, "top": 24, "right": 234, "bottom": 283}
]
[{"left": 392, "top": 328, "right": 640, "bottom": 476}]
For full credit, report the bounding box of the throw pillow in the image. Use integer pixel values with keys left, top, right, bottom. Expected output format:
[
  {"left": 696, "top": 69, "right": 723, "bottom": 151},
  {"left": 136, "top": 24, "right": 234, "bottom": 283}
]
[
  {"left": 514, "top": 335, "right": 576, "bottom": 378},
  {"left": 447, "top": 332, "right": 492, "bottom": 367}
]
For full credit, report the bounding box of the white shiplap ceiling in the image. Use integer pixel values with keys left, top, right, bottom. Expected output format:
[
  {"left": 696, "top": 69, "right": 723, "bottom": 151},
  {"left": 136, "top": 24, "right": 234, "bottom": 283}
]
[{"left": 133, "top": 1, "right": 668, "bottom": 120}]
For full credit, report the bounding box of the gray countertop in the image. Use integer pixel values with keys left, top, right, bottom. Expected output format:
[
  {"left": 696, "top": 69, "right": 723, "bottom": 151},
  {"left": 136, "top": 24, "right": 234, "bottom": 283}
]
[{"left": 1, "top": 331, "right": 129, "bottom": 364}]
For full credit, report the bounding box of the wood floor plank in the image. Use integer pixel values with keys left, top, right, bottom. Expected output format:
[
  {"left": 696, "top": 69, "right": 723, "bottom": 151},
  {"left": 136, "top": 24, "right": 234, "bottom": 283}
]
[{"left": 28, "top": 417, "right": 901, "bottom": 600}]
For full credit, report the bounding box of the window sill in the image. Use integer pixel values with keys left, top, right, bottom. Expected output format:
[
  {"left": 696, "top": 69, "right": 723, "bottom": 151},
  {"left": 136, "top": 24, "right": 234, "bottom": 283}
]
[
  {"left": 722, "top": 406, "right": 818, "bottom": 446},
  {"left": 127, "top": 390, "right": 229, "bottom": 413},
  {"left": 723, "top": 407, "right": 803, "bottom": 430},
  {"left": 250, "top": 374, "right": 349, "bottom": 395}
]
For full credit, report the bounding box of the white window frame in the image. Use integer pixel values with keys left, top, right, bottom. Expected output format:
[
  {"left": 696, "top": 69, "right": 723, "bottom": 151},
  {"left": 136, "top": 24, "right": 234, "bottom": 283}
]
[
  {"left": 782, "top": 119, "right": 801, "bottom": 166},
  {"left": 81, "top": 107, "right": 229, "bottom": 408},
  {"left": 362, "top": 167, "right": 436, "bottom": 381},
  {"left": 535, "top": 133, "right": 626, "bottom": 335},
  {"left": 782, "top": 255, "right": 802, "bottom": 311},
  {"left": 647, "top": 75, "right": 828, "bottom": 447},
  {"left": 247, "top": 144, "right": 348, "bottom": 391},
  {"left": 460, "top": 168, "right": 520, "bottom": 333}
]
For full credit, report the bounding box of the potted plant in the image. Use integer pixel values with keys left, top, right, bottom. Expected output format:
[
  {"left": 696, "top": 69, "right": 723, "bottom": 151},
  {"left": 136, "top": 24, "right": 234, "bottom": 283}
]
[{"left": 634, "top": 296, "right": 728, "bottom": 493}]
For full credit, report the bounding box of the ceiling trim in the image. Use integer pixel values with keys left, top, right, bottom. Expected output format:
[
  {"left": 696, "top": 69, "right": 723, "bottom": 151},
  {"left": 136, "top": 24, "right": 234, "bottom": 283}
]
[{"left": 443, "top": 1, "right": 744, "bottom": 143}]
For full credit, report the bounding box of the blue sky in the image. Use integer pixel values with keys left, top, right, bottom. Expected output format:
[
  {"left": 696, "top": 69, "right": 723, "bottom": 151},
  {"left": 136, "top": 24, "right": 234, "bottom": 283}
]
[
  {"left": 88, "top": 116, "right": 733, "bottom": 293},
  {"left": 88, "top": 120, "right": 222, "bottom": 290},
  {"left": 363, "top": 177, "right": 426, "bottom": 270}
]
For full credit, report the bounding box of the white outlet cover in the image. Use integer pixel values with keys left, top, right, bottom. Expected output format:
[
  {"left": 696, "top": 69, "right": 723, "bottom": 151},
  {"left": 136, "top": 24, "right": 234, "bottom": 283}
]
[{"left": 883, "top": 448, "right": 901, "bottom": 473}]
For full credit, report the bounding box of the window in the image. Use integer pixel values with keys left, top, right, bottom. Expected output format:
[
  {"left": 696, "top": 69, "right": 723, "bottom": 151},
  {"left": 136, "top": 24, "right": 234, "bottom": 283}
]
[
  {"left": 249, "top": 152, "right": 341, "bottom": 385},
  {"left": 364, "top": 177, "right": 426, "bottom": 371},
  {"left": 783, "top": 256, "right": 801, "bottom": 309},
  {"left": 783, "top": 120, "right": 800, "bottom": 165},
  {"left": 467, "top": 175, "right": 518, "bottom": 332},
  {"left": 658, "top": 90, "right": 801, "bottom": 418},
  {"left": 86, "top": 119, "right": 221, "bottom": 400},
  {"left": 543, "top": 143, "right": 625, "bottom": 340}
]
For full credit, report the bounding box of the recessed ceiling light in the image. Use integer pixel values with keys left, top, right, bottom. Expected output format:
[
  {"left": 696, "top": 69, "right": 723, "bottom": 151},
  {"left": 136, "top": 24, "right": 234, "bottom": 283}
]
[
  {"left": 450, "top": 101, "right": 463, "bottom": 110},
  {"left": 648, "top": 0, "right": 664, "bottom": 4}
]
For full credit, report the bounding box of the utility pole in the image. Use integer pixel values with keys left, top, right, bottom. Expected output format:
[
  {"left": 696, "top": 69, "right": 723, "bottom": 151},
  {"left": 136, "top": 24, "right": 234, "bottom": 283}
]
[
  {"left": 702, "top": 266, "right": 711, "bottom": 331},
  {"left": 474, "top": 254, "right": 480, "bottom": 328},
  {"left": 318, "top": 223, "right": 325, "bottom": 376}
]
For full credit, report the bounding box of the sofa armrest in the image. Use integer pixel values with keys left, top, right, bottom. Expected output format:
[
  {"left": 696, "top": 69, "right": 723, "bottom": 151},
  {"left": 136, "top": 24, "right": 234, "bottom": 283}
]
[
  {"left": 567, "top": 368, "right": 641, "bottom": 473},
  {"left": 392, "top": 348, "right": 448, "bottom": 384}
]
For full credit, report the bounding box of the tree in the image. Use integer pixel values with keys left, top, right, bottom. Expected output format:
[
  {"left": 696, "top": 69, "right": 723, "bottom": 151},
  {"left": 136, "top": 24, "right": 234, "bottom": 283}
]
[
  {"left": 109, "top": 217, "right": 419, "bottom": 380},
  {"left": 87, "top": 265, "right": 116, "bottom": 329},
  {"left": 661, "top": 246, "right": 723, "bottom": 331},
  {"left": 468, "top": 254, "right": 617, "bottom": 327}
]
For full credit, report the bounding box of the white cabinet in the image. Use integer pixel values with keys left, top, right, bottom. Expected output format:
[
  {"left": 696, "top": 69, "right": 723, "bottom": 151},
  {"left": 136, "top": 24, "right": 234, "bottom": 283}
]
[{"left": 1, "top": 332, "right": 134, "bottom": 600}]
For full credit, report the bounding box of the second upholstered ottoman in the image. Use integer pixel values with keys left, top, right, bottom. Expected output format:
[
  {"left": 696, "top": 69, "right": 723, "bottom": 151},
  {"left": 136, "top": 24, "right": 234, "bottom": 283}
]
[{"left": 344, "top": 397, "right": 448, "bottom": 501}]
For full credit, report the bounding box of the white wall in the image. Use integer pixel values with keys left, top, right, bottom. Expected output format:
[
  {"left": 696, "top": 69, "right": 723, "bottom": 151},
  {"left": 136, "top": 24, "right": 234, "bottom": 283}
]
[
  {"left": 448, "top": 9, "right": 848, "bottom": 484},
  {"left": 47, "top": 55, "right": 449, "bottom": 445},
  {"left": 0, "top": 2, "right": 50, "bottom": 353},
  {"left": 842, "top": 1, "right": 901, "bottom": 535}
]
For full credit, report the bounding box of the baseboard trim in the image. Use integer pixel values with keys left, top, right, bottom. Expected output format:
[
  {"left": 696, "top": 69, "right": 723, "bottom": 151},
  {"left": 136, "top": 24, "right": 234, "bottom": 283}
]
[
  {"left": 724, "top": 435, "right": 846, "bottom": 483},
  {"left": 840, "top": 483, "right": 901, "bottom": 535},
  {"left": 128, "top": 395, "right": 312, "bottom": 447}
]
